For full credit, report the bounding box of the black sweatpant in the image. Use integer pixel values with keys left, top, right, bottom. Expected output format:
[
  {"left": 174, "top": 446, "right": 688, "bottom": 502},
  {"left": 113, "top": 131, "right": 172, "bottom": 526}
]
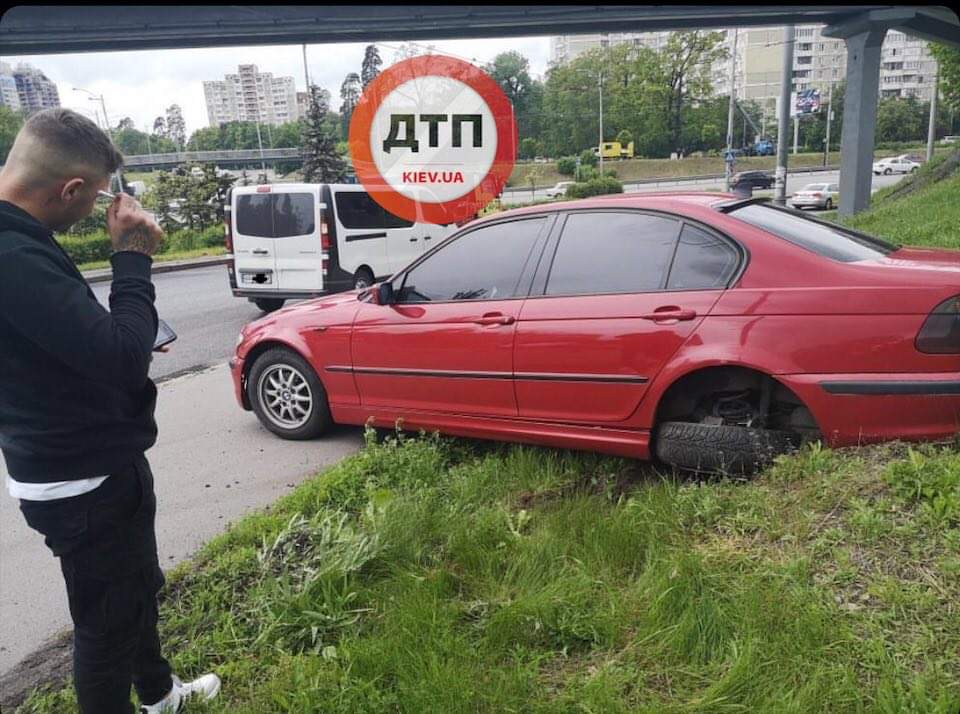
[{"left": 18, "top": 455, "right": 173, "bottom": 713}]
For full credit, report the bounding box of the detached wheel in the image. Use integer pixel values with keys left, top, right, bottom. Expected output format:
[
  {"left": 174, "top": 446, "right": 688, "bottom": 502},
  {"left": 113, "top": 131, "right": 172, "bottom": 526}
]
[
  {"left": 254, "top": 298, "right": 285, "bottom": 313},
  {"left": 247, "top": 348, "right": 331, "bottom": 440},
  {"left": 654, "top": 421, "right": 799, "bottom": 476},
  {"left": 353, "top": 267, "right": 375, "bottom": 290}
]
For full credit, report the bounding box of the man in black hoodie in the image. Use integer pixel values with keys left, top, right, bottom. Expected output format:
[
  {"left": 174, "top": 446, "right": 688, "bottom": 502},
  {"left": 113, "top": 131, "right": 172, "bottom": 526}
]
[{"left": 0, "top": 109, "right": 220, "bottom": 713}]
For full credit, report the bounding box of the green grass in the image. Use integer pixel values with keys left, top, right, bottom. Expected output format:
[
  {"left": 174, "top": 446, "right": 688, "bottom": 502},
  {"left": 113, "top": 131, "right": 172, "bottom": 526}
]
[
  {"left": 820, "top": 150, "right": 960, "bottom": 250},
  {"left": 507, "top": 146, "right": 956, "bottom": 189},
  {"left": 18, "top": 431, "right": 960, "bottom": 713},
  {"left": 75, "top": 246, "right": 227, "bottom": 273}
]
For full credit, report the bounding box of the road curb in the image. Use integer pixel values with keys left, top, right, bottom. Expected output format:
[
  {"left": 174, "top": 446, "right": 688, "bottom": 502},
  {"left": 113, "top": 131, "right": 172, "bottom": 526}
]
[{"left": 82, "top": 256, "right": 231, "bottom": 283}]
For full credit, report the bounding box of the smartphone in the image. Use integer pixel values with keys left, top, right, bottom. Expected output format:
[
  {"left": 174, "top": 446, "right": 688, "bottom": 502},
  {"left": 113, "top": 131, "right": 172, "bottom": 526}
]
[{"left": 154, "top": 319, "right": 177, "bottom": 351}]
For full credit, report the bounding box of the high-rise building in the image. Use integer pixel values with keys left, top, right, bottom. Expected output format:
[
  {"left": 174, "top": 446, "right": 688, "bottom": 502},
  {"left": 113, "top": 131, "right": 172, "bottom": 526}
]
[
  {"left": 203, "top": 64, "right": 300, "bottom": 128},
  {"left": 0, "top": 62, "right": 22, "bottom": 111},
  {"left": 550, "top": 26, "right": 938, "bottom": 117},
  {"left": 296, "top": 91, "right": 310, "bottom": 119},
  {"left": 8, "top": 63, "right": 60, "bottom": 114}
]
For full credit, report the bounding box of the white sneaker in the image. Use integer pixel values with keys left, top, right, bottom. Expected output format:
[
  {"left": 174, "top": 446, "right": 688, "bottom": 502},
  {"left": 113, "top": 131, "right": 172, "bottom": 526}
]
[{"left": 139, "top": 673, "right": 222, "bottom": 713}]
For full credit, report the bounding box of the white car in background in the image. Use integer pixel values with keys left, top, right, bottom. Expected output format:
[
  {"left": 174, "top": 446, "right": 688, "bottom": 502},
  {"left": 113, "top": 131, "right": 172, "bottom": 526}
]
[
  {"left": 872, "top": 156, "right": 920, "bottom": 175},
  {"left": 545, "top": 181, "right": 575, "bottom": 198},
  {"left": 788, "top": 182, "right": 839, "bottom": 210}
]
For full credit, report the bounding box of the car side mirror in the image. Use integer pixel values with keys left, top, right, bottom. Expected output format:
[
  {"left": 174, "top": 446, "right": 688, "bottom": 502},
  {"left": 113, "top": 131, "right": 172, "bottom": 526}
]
[{"left": 375, "top": 282, "right": 394, "bottom": 305}]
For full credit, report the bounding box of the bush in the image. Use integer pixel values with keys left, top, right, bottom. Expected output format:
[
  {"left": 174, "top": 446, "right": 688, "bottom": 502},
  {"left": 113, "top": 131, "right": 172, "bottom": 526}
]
[
  {"left": 58, "top": 231, "right": 113, "bottom": 264},
  {"left": 556, "top": 156, "right": 577, "bottom": 176},
  {"left": 579, "top": 149, "right": 598, "bottom": 168},
  {"left": 564, "top": 176, "right": 624, "bottom": 199}
]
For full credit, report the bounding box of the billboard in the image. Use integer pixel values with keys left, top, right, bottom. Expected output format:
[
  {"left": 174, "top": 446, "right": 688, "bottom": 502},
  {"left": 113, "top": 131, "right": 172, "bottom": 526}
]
[{"left": 791, "top": 89, "right": 821, "bottom": 117}]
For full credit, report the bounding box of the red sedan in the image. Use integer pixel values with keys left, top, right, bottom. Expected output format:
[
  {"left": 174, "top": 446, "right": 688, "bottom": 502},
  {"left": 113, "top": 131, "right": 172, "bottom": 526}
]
[{"left": 229, "top": 193, "right": 959, "bottom": 474}]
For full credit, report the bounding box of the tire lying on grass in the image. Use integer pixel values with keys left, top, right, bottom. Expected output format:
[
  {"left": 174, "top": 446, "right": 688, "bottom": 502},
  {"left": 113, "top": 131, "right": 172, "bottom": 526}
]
[
  {"left": 654, "top": 421, "right": 800, "bottom": 476},
  {"left": 247, "top": 347, "right": 332, "bottom": 440}
]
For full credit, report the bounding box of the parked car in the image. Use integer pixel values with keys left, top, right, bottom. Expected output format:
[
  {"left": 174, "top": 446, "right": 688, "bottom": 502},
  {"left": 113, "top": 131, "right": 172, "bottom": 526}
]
[
  {"left": 788, "top": 183, "right": 839, "bottom": 210},
  {"left": 872, "top": 157, "right": 920, "bottom": 175},
  {"left": 230, "top": 192, "right": 960, "bottom": 475},
  {"left": 226, "top": 183, "right": 456, "bottom": 313},
  {"left": 897, "top": 154, "right": 923, "bottom": 164},
  {"left": 942, "top": 136, "right": 958, "bottom": 144},
  {"left": 731, "top": 170, "right": 775, "bottom": 190},
  {"left": 545, "top": 181, "right": 575, "bottom": 198}
]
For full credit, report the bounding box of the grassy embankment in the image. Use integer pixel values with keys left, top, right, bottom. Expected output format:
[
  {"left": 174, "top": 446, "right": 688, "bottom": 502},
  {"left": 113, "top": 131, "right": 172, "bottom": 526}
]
[
  {"left": 75, "top": 246, "right": 227, "bottom": 273},
  {"left": 19, "top": 148, "right": 960, "bottom": 714}
]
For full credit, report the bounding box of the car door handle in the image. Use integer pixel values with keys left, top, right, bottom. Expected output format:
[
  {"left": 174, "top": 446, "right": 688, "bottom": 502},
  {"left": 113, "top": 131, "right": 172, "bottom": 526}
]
[
  {"left": 252, "top": 249, "right": 269, "bottom": 255},
  {"left": 423, "top": 235, "right": 432, "bottom": 241},
  {"left": 474, "top": 313, "right": 515, "bottom": 326},
  {"left": 409, "top": 237, "right": 419, "bottom": 242},
  {"left": 640, "top": 307, "right": 697, "bottom": 322}
]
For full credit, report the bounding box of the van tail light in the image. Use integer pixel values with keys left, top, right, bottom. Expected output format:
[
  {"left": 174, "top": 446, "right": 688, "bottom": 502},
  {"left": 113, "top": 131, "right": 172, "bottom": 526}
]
[
  {"left": 320, "top": 219, "right": 330, "bottom": 249},
  {"left": 916, "top": 295, "right": 960, "bottom": 354},
  {"left": 223, "top": 212, "right": 233, "bottom": 253}
]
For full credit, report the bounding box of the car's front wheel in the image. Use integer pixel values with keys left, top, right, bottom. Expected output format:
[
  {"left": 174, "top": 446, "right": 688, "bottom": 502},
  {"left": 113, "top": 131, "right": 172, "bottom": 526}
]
[
  {"left": 824, "top": 198, "right": 833, "bottom": 210},
  {"left": 655, "top": 421, "right": 799, "bottom": 476},
  {"left": 884, "top": 168, "right": 893, "bottom": 175},
  {"left": 911, "top": 166, "right": 919, "bottom": 173},
  {"left": 247, "top": 348, "right": 331, "bottom": 439},
  {"left": 253, "top": 298, "right": 285, "bottom": 313}
]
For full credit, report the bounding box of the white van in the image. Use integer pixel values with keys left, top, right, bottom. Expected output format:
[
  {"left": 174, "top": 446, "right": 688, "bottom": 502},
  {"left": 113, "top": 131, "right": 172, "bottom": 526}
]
[{"left": 225, "top": 183, "right": 456, "bottom": 312}]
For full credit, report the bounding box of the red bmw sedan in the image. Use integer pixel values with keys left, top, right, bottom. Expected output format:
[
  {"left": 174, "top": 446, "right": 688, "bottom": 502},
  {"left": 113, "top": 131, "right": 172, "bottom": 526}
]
[{"left": 229, "top": 193, "right": 960, "bottom": 474}]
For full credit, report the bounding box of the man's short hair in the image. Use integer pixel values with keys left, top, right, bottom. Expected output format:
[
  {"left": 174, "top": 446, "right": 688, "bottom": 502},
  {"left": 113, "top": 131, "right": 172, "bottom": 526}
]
[{"left": 21, "top": 108, "right": 124, "bottom": 179}]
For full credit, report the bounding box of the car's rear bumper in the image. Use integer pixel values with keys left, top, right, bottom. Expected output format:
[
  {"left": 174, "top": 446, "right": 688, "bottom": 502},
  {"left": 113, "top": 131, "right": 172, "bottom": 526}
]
[
  {"left": 228, "top": 355, "right": 249, "bottom": 410},
  {"left": 788, "top": 198, "right": 827, "bottom": 208},
  {"left": 781, "top": 372, "right": 960, "bottom": 446}
]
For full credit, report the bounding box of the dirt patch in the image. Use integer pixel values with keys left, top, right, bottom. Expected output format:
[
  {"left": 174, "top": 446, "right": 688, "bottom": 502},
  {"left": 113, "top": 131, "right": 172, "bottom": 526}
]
[{"left": 0, "top": 629, "right": 73, "bottom": 711}]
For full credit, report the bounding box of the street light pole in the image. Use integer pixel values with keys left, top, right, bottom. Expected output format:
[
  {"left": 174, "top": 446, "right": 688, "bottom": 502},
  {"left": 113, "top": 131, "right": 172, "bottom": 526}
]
[
  {"left": 725, "top": 28, "right": 739, "bottom": 191},
  {"left": 927, "top": 60, "right": 939, "bottom": 163},
  {"left": 824, "top": 81, "right": 833, "bottom": 167},
  {"left": 73, "top": 86, "right": 123, "bottom": 191},
  {"left": 774, "top": 25, "right": 795, "bottom": 205},
  {"left": 598, "top": 69, "right": 604, "bottom": 176}
]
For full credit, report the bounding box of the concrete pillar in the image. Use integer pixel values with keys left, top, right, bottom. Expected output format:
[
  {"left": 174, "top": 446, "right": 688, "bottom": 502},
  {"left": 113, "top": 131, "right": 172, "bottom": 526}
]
[{"left": 838, "top": 27, "right": 886, "bottom": 216}]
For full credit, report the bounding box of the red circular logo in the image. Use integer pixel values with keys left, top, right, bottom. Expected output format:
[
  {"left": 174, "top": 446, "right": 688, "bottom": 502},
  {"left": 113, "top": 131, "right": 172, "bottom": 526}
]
[{"left": 348, "top": 55, "right": 516, "bottom": 224}]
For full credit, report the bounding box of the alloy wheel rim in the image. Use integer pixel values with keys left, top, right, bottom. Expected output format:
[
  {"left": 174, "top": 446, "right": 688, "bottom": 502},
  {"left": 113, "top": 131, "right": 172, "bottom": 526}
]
[{"left": 258, "top": 364, "right": 313, "bottom": 429}]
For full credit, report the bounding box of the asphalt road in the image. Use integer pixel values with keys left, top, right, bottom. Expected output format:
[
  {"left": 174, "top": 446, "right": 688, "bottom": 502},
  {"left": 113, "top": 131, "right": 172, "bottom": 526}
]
[
  {"left": 501, "top": 168, "right": 906, "bottom": 205},
  {"left": 0, "top": 270, "right": 353, "bottom": 675}
]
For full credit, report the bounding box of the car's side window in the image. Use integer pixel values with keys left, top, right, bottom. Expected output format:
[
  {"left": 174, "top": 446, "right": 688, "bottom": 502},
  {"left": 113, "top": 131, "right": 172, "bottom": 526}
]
[
  {"left": 828, "top": 184, "right": 839, "bottom": 192},
  {"left": 395, "top": 218, "right": 546, "bottom": 303},
  {"left": 666, "top": 224, "right": 739, "bottom": 290},
  {"left": 335, "top": 192, "right": 387, "bottom": 230},
  {"left": 544, "top": 212, "right": 680, "bottom": 296}
]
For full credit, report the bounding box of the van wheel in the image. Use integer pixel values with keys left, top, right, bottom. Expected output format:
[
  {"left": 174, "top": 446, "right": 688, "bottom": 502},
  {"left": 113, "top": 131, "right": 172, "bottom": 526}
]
[
  {"left": 253, "top": 298, "right": 285, "bottom": 313},
  {"left": 353, "top": 267, "right": 375, "bottom": 290},
  {"left": 654, "top": 421, "right": 800, "bottom": 476},
  {"left": 247, "top": 348, "right": 331, "bottom": 440}
]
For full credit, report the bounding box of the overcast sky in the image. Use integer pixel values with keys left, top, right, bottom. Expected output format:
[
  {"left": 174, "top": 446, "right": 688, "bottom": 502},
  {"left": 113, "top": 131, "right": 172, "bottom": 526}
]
[{"left": 2, "top": 36, "right": 551, "bottom": 138}]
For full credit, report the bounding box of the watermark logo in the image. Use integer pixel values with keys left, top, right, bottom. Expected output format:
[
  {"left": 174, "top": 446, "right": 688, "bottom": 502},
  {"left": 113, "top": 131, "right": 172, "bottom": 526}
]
[{"left": 349, "top": 55, "right": 516, "bottom": 224}]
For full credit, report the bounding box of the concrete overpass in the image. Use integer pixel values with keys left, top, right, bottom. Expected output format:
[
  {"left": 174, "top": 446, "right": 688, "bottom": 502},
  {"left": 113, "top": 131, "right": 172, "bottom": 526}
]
[
  {"left": 2, "top": 5, "right": 959, "bottom": 215},
  {"left": 123, "top": 148, "right": 302, "bottom": 170}
]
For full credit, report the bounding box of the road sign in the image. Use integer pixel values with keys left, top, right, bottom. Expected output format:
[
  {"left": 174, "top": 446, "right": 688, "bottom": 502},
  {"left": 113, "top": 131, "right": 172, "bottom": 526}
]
[{"left": 348, "top": 55, "right": 516, "bottom": 224}]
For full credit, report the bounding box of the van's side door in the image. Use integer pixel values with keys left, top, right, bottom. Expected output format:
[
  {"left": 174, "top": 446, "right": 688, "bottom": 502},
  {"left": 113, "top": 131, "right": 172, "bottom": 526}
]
[
  {"left": 233, "top": 191, "right": 278, "bottom": 294},
  {"left": 273, "top": 187, "right": 323, "bottom": 292}
]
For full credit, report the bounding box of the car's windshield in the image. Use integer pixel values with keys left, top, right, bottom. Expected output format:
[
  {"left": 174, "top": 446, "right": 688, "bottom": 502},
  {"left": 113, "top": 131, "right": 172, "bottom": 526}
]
[{"left": 727, "top": 203, "right": 898, "bottom": 262}]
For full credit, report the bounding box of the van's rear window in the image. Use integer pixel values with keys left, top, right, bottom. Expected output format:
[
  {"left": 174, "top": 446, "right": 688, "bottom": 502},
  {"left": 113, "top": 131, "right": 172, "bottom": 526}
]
[
  {"left": 728, "top": 203, "right": 897, "bottom": 262},
  {"left": 235, "top": 193, "right": 314, "bottom": 238}
]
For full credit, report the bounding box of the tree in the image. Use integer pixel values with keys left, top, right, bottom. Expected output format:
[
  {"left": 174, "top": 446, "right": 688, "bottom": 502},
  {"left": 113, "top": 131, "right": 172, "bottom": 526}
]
[
  {"left": 361, "top": 45, "right": 382, "bottom": 89},
  {"left": 339, "top": 72, "right": 362, "bottom": 139},
  {"left": 112, "top": 126, "right": 176, "bottom": 156},
  {"left": 302, "top": 85, "right": 348, "bottom": 183},
  {"left": 616, "top": 129, "right": 633, "bottom": 147},
  {"left": 117, "top": 116, "right": 135, "bottom": 131},
  {"left": 931, "top": 42, "right": 960, "bottom": 113},
  {"left": 165, "top": 104, "right": 186, "bottom": 151},
  {"left": 153, "top": 116, "right": 166, "bottom": 137},
  {"left": 659, "top": 31, "right": 728, "bottom": 154},
  {"left": 0, "top": 106, "right": 25, "bottom": 163},
  {"left": 484, "top": 51, "right": 543, "bottom": 147},
  {"left": 518, "top": 137, "right": 542, "bottom": 160},
  {"left": 143, "top": 163, "right": 232, "bottom": 232},
  {"left": 876, "top": 96, "right": 927, "bottom": 143}
]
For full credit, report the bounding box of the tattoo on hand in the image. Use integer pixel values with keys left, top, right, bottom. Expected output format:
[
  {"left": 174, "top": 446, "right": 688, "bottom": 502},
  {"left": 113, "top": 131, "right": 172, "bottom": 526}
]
[{"left": 115, "top": 227, "right": 155, "bottom": 254}]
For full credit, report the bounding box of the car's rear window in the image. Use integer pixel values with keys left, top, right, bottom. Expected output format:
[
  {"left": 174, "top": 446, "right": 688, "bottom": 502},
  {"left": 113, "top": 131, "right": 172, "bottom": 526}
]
[{"left": 727, "top": 203, "right": 897, "bottom": 262}]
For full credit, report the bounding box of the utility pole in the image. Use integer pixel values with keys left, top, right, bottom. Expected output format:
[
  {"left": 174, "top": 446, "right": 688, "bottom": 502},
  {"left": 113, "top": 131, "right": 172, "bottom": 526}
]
[
  {"left": 302, "top": 43, "right": 311, "bottom": 90},
  {"left": 144, "top": 123, "right": 153, "bottom": 158},
  {"left": 725, "top": 28, "right": 739, "bottom": 191},
  {"left": 927, "top": 60, "right": 939, "bottom": 163},
  {"left": 598, "top": 69, "right": 604, "bottom": 175},
  {"left": 823, "top": 82, "right": 833, "bottom": 167},
  {"left": 774, "top": 25, "right": 795, "bottom": 205},
  {"left": 254, "top": 119, "right": 266, "bottom": 173},
  {"left": 793, "top": 114, "right": 799, "bottom": 155}
]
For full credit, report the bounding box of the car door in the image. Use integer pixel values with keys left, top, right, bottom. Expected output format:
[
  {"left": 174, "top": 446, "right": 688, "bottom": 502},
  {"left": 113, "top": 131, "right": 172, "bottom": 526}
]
[
  {"left": 350, "top": 215, "right": 553, "bottom": 417},
  {"left": 515, "top": 212, "right": 739, "bottom": 423},
  {"left": 272, "top": 187, "right": 323, "bottom": 292},
  {"left": 332, "top": 189, "right": 389, "bottom": 280},
  {"left": 233, "top": 190, "right": 278, "bottom": 294}
]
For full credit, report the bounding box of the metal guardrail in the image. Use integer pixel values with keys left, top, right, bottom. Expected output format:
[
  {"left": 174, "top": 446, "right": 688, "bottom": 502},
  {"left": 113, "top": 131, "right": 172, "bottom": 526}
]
[{"left": 503, "top": 164, "right": 841, "bottom": 194}]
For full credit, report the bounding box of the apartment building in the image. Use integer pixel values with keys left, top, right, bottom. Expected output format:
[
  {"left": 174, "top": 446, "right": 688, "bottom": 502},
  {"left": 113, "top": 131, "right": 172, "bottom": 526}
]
[
  {"left": 1, "top": 62, "right": 60, "bottom": 114},
  {"left": 203, "top": 64, "right": 300, "bottom": 127},
  {"left": 0, "top": 63, "right": 21, "bottom": 111}
]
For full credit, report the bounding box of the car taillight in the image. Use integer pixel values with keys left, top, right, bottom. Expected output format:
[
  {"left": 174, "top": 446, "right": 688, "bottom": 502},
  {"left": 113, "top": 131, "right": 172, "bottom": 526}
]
[
  {"left": 224, "top": 213, "right": 233, "bottom": 253},
  {"left": 812, "top": 192, "right": 822, "bottom": 197},
  {"left": 917, "top": 295, "right": 960, "bottom": 354}
]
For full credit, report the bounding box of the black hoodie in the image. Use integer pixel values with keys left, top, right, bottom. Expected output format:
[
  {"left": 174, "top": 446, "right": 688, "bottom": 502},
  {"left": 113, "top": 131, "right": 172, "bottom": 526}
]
[{"left": 0, "top": 200, "right": 159, "bottom": 483}]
